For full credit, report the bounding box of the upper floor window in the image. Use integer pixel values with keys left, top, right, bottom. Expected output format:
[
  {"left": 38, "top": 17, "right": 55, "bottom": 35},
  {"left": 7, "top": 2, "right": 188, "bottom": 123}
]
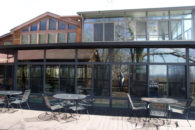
[
  {"left": 40, "top": 19, "right": 47, "bottom": 30},
  {"left": 58, "top": 21, "right": 66, "bottom": 30},
  {"left": 49, "top": 18, "right": 56, "bottom": 30},
  {"left": 22, "top": 28, "right": 29, "bottom": 32},
  {"left": 68, "top": 24, "right": 76, "bottom": 29},
  {"left": 31, "top": 24, "right": 38, "bottom": 31}
]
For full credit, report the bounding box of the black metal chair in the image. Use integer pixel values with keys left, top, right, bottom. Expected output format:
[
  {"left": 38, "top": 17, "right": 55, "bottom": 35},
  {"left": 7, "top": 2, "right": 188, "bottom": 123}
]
[
  {"left": 169, "top": 97, "right": 193, "bottom": 127},
  {"left": 127, "top": 93, "right": 148, "bottom": 118}
]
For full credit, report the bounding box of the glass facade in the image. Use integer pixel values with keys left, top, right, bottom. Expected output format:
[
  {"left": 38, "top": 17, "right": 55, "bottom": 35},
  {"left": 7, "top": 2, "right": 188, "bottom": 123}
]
[{"left": 83, "top": 9, "right": 192, "bottom": 42}]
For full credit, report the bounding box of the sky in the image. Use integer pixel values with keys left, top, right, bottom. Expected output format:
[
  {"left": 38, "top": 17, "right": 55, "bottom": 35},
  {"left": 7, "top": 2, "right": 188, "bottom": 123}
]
[{"left": 0, "top": 0, "right": 195, "bottom": 36}]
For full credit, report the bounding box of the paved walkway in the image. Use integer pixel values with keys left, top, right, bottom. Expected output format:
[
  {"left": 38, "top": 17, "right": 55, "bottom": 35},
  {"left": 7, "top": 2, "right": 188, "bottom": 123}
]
[{"left": 0, "top": 109, "right": 195, "bottom": 130}]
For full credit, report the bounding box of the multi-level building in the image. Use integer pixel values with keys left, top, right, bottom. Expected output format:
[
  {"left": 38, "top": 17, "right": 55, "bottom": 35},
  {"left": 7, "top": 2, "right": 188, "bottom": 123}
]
[{"left": 0, "top": 6, "right": 195, "bottom": 108}]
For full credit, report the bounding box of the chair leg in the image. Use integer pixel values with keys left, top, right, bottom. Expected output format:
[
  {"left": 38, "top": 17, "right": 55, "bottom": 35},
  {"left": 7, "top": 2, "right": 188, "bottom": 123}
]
[{"left": 26, "top": 102, "right": 30, "bottom": 109}]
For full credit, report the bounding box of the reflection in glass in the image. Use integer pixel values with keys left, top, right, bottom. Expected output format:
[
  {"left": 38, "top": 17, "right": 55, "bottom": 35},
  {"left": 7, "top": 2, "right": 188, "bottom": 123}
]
[
  {"left": 68, "top": 32, "right": 76, "bottom": 43},
  {"left": 39, "top": 34, "right": 46, "bottom": 44},
  {"left": 125, "top": 19, "right": 136, "bottom": 41},
  {"left": 148, "top": 11, "right": 168, "bottom": 19},
  {"left": 171, "top": 21, "right": 182, "bottom": 40},
  {"left": 58, "top": 21, "right": 66, "bottom": 30},
  {"left": 130, "top": 65, "right": 147, "bottom": 97},
  {"left": 17, "top": 65, "right": 29, "bottom": 91},
  {"left": 115, "top": 22, "right": 126, "bottom": 41},
  {"left": 190, "top": 66, "right": 195, "bottom": 104},
  {"left": 150, "top": 48, "right": 186, "bottom": 63},
  {"left": 45, "top": 66, "right": 59, "bottom": 93},
  {"left": 83, "top": 23, "right": 93, "bottom": 42},
  {"left": 183, "top": 20, "right": 192, "bottom": 40},
  {"left": 149, "top": 65, "right": 167, "bottom": 97},
  {"left": 92, "top": 49, "right": 111, "bottom": 62},
  {"left": 22, "top": 34, "right": 28, "bottom": 44},
  {"left": 31, "top": 24, "right": 37, "bottom": 31},
  {"left": 77, "top": 65, "right": 92, "bottom": 95},
  {"left": 94, "top": 65, "right": 110, "bottom": 96},
  {"left": 68, "top": 24, "right": 76, "bottom": 29},
  {"left": 147, "top": 21, "right": 158, "bottom": 40},
  {"left": 30, "top": 34, "right": 37, "bottom": 44},
  {"left": 170, "top": 10, "right": 192, "bottom": 19},
  {"left": 168, "top": 65, "right": 186, "bottom": 98},
  {"left": 60, "top": 65, "right": 75, "bottom": 93},
  {"left": 0, "top": 51, "right": 14, "bottom": 63},
  {"left": 189, "top": 49, "right": 195, "bottom": 63},
  {"left": 112, "top": 65, "right": 128, "bottom": 97},
  {"left": 46, "top": 49, "right": 75, "bottom": 62},
  {"left": 158, "top": 21, "right": 169, "bottom": 40},
  {"left": 30, "top": 65, "right": 43, "bottom": 93},
  {"left": 112, "top": 48, "right": 147, "bottom": 62},
  {"left": 136, "top": 22, "right": 146, "bottom": 40},
  {"left": 58, "top": 33, "right": 66, "bottom": 43},
  {"left": 40, "top": 19, "right": 47, "bottom": 30},
  {"left": 48, "top": 33, "right": 56, "bottom": 43},
  {"left": 0, "top": 65, "right": 14, "bottom": 90},
  {"left": 49, "top": 18, "right": 56, "bottom": 30}
]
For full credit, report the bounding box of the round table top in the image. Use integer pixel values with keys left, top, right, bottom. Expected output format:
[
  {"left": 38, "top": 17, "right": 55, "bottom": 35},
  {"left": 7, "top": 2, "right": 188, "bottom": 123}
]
[
  {"left": 53, "top": 93, "right": 87, "bottom": 100},
  {"left": 0, "top": 90, "right": 22, "bottom": 96},
  {"left": 141, "top": 97, "right": 178, "bottom": 104}
]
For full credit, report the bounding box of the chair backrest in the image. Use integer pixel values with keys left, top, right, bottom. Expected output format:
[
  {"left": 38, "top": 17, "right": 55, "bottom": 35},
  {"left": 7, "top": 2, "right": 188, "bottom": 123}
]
[
  {"left": 22, "top": 89, "right": 31, "bottom": 102},
  {"left": 42, "top": 94, "right": 51, "bottom": 109},
  {"left": 127, "top": 93, "right": 135, "bottom": 109}
]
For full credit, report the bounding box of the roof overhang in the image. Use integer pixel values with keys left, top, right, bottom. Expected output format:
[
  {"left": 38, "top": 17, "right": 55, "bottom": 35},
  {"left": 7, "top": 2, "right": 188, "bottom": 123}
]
[
  {"left": 1, "top": 41, "right": 195, "bottom": 51},
  {"left": 78, "top": 6, "right": 195, "bottom": 17}
]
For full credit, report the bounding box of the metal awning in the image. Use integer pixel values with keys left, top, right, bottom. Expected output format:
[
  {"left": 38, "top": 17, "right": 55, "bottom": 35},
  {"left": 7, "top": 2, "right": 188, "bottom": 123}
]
[{"left": 0, "top": 41, "right": 195, "bottom": 50}]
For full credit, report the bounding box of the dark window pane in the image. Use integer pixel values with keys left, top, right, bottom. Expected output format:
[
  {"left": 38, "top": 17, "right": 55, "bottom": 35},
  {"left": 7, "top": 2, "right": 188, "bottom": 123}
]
[
  {"left": 58, "top": 21, "right": 66, "bottom": 30},
  {"left": 94, "top": 23, "right": 103, "bottom": 41},
  {"left": 60, "top": 65, "right": 75, "bottom": 93},
  {"left": 130, "top": 65, "right": 147, "bottom": 97},
  {"left": 0, "top": 65, "right": 14, "bottom": 90},
  {"left": 30, "top": 65, "right": 43, "bottom": 93},
  {"left": 17, "top": 65, "right": 29, "bottom": 91},
  {"left": 40, "top": 19, "right": 47, "bottom": 30},
  {"left": 94, "top": 65, "right": 110, "bottom": 96},
  {"left": 190, "top": 66, "right": 195, "bottom": 106},
  {"left": 105, "top": 23, "right": 114, "bottom": 41},
  {"left": 68, "top": 24, "right": 76, "bottom": 29},
  {"left": 92, "top": 49, "right": 111, "bottom": 62},
  {"left": 77, "top": 65, "right": 92, "bottom": 95},
  {"left": 49, "top": 18, "right": 56, "bottom": 30},
  {"left": 31, "top": 24, "right": 38, "bottom": 31},
  {"left": 45, "top": 66, "right": 59, "bottom": 94},
  {"left": 168, "top": 65, "right": 186, "bottom": 98},
  {"left": 22, "top": 28, "right": 28, "bottom": 32}
]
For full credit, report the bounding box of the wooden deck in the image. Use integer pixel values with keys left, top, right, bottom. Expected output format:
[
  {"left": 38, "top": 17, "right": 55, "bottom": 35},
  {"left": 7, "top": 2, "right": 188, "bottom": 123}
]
[{"left": 0, "top": 108, "right": 194, "bottom": 130}]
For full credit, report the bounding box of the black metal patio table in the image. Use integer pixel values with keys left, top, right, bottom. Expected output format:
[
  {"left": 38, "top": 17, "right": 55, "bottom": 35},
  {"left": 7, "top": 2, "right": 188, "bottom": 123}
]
[{"left": 0, "top": 90, "right": 22, "bottom": 110}]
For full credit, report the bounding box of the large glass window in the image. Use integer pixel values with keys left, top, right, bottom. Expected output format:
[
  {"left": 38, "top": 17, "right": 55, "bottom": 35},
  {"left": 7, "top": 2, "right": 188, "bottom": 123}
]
[
  {"left": 49, "top": 18, "right": 56, "bottom": 30},
  {"left": 45, "top": 66, "right": 59, "bottom": 93},
  {"left": 150, "top": 48, "right": 186, "bottom": 63},
  {"left": 17, "top": 65, "right": 29, "bottom": 91},
  {"left": 136, "top": 22, "right": 146, "bottom": 40},
  {"left": 112, "top": 65, "right": 128, "bottom": 97},
  {"left": 149, "top": 65, "right": 167, "bottom": 97},
  {"left": 148, "top": 11, "right": 168, "bottom": 20},
  {"left": 58, "top": 33, "right": 66, "bottom": 43},
  {"left": 170, "top": 10, "right": 192, "bottom": 19},
  {"left": 68, "top": 24, "right": 76, "bottom": 29},
  {"left": 30, "top": 34, "right": 37, "bottom": 44},
  {"left": 105, "top": 23, "right": 114, "bottom": 41},
  {"left": 83, "top": 24, "right": 93, "bottom": 42},
  {"left": 171, "top": 21, "right": 182, "bottom": 40},
  {"left": 115, "top": 21, "right": 126, "bottom": 41},
  {"left": 147, "top": 21, "right": 158, "bottom": 40},
  {"left": 31, "top": 24, "right": 38, "bottom": 31},
  {"left": 190, "top": 66, "right": 195, "bottom": 106},
  {"left": 22, "top": 34, "right": 28, "bottom": 44},
  {"left": 189, "top": 48, "right": 195, "bottom": 63},
  {"left": 30, "top": 65, "right": 43, "bottom": 93},
  {"left": 48, "top": 33, "right": 56, "bottom": 43},
  {"left": 94, "top": 23, "right": 103, "bottom": 41},
  {"left": 39, "top": 34, "right": 46, "bottom": 44},
  {"left": 168, "top": 65, "right": 186, "bottom": 98},
  {"left": 158, "top": 21, "right": 169, "bottom": 40},
  {"left": 77, "top": 65, "right": 92, "bottom": 95},
  {"left": 40, "top": 19, "right": 47, "bottom": 30},
  {"left": 94, "top": 65, "right": 110, "bottom": 96},
  {"left": 68, "top": 32, "right": 76, "bottom": 43},
  {"left": 60, "top": 65, "right": 75, "bottom": 93},
  {"left": 130, "top": 65, "right": 147, "bottom": 97},
  {"left": 92, "top": 49, "right": 111, "bottom": 62},
  {"left": 58, "top": 21, "right": 66, "bottom": 30}
]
